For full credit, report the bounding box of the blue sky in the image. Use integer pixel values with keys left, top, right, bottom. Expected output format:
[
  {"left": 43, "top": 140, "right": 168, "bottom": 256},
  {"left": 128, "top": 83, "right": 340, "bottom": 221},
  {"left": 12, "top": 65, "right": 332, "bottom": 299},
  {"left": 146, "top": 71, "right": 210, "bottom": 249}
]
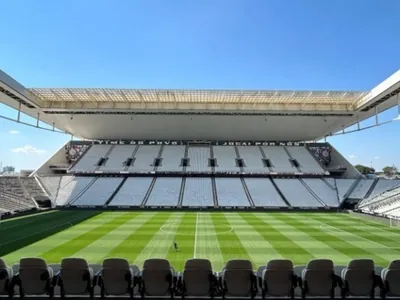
[{"left": 1, "top": 0, "right": 400, "bottom": 171}]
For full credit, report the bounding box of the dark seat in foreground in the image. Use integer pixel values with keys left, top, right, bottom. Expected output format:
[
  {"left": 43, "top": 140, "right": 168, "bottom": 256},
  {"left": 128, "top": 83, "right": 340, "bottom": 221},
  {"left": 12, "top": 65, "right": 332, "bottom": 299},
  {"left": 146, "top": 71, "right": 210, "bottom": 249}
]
[
  {"left": 220, "top": 259, "right": 257, "bottom": 299},
  {"left": 180, "top": 258, "right": 216, "bottom": 298},
  {"left": 299, "top": 259, "right": 338, "bottom": 299},
  {"left": 0, "top": 257, "right": 399, "bottom": 299},
  {"left": 0, "top": 259, "right": 13, "bottom": 297},
  {"left": 58, "top": 258, "right": 94, "bottom": 298},
  {"left": 381, "top": 259, "right": 400, "bottom": 299}
]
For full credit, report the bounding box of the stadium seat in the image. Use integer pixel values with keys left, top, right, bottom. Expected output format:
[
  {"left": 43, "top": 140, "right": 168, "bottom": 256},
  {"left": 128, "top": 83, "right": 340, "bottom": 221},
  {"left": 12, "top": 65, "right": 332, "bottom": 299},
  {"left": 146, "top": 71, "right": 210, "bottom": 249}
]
[
  {"left": 17, "top": 258, "right": 54, "bottom": 298},
  {"left": 180, "top": 258, "right": 216, "bottom": 298},
  {"left": 219, "top": 259, "right": 257, "bottom": 299},
  {"left": 99, "top": 258, "right": 137, "bottom": 298},
  {"left": 0, "top": 258, "right": 13, "bottom": 297},
  {"left": 340, "top": 259, "right": 378, "bottom": 299},
  {"left": 260, "top": 259, "right": 297, "bottom": 299},
  {"left": 300, "top": 259, "right": 338, "bottom": 299},
  {"left": 140, "top": 258, "right": 175, "bottom": 298},
  {"left": 58, "top": 258, "right": 94, "bottom": 298},
  {"left": 381, "top": 260, "right": 400, "bottom": 299}
]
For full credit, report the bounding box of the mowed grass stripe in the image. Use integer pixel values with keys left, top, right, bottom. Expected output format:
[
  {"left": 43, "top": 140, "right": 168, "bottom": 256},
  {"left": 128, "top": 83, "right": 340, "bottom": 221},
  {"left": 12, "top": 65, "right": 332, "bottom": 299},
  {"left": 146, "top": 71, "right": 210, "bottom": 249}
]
[
  {"left": 224, "top": 213, "right": 283, "bottom": 265},
  {"left": 303, "top": 214, "right": 400, "bottom": 262},
  {"left": 1, "top": 211, "right": 103, "bottom": 263},
  {"left": 134, "top": 213, "right": 184, "bottom": 267},
  {"left": 211, "top": 213, "right": 251, "bottom": 266},
  {"left": 247, "top": 213, "right": 314, "bottom": 264},
  {"left": 40, "top": 212, "right": 132, "bottom": 262},
  {"left": 347, "top": 214, "right": 400, "bottom": 233},
  {"left": 282, "top": 214, "right": 390, "bottom": 266},
  {"left": 72, "top": 212, "right": 156, "bottom": 263},
  {"left": 313, "top": 214, "right": 400, "bottom": 243},
  {"left": 256, "top": 213, "right": 351, "bottom": 263},
  {"left": 105, "top": 212, "right": 172, "bottom": 264},
  {"left": 166, "top": 213, "right": 196, "bottom": 270},
  {"left": 194, "top": 213, "right": 224, "bottom": 270},
  {"left": 0, "top": 211, "right": 95, "bottom": 241},
  {"left": 0, "top": 210, "right": 59, "bottom": 230}
]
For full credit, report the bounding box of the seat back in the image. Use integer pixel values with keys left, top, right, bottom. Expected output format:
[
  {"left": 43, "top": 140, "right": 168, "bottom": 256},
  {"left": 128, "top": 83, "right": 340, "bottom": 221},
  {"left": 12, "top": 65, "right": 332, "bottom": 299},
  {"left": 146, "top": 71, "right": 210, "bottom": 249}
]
[
  {"left": 102, "top": 258, "right": 132, "bottom": 295},
  {"left": 183, "top": 259, "right": 213, "bottom": 296},
  {"left": 222, "top": 260, "right": 254, "bottom": 297},
  {"left": 302, "top": 259, "right": 334, "bottom": 296},
  {"left": 382, "top": 260, "right": 400, "bottom": 296},
  {"left": 19, "top": 258, "right": 51, "bottom": 295},
  {"left": 142, "top": 259, "right": 172, "bottom": 296},
  {"left": 60, "top": 258, "right": 92, "bottom": 295},
  {"left": 263, "top": 259, "right": 294, "bottom": 296},
  {"left": 0, "top": 259, "right": 12, "bottom": 294},
  {"left": 342, "top": 259, "right": 375, "bottom": 296}
]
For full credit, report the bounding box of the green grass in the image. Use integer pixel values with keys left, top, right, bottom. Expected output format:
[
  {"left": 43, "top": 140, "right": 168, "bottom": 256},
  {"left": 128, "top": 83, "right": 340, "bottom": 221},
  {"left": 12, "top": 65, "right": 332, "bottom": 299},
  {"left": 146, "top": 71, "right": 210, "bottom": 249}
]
[{"left": 1, "top": 211, "right": 400, "bottom": 270}]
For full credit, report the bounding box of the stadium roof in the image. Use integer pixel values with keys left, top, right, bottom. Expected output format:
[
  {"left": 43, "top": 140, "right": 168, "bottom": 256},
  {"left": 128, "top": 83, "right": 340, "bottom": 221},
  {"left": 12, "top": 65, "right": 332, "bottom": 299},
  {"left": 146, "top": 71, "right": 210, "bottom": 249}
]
[
  {"left": 1, "top": 69, "right": 400, "bottom": 141},
  {"left": 29, "top": 88, "right": 368, "bottom": 107}
]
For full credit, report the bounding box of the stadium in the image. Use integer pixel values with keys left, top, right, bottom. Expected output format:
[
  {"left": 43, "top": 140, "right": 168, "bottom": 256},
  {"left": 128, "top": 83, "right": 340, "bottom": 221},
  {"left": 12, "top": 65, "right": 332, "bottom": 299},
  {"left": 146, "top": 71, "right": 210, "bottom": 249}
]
[{"left": 1, "top": 68, "right": 400, "bottom": 299}]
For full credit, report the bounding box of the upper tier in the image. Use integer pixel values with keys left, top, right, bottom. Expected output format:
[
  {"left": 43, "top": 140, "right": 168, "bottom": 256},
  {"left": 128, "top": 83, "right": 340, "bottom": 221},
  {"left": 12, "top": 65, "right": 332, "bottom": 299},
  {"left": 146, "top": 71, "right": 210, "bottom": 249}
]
[{"left": 67, "top": 144, "right": 329, "bottom": 175}]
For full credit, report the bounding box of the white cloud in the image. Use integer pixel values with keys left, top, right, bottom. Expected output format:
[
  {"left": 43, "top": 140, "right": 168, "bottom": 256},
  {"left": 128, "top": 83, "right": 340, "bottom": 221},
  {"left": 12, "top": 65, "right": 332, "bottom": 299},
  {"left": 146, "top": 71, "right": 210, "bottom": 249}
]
[
  {"left": 11, "top": 145, "right": 47, "bottom": 155},
  {"left": 348, "top": 154, "right": 357, "bottom": 159},
  {"left": 8, "top": 130, "right": 20, "bottom": 135},
  {"left": 374, "top": 156, "right": 380, "bottom": 160}
]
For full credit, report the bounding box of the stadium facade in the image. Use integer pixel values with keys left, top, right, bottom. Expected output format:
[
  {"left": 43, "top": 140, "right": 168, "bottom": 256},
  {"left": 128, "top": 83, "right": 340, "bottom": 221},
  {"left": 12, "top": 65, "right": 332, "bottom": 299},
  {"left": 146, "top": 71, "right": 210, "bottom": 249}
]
[{"left": 0, "top": 69, "right": 400, "bottom": 217}]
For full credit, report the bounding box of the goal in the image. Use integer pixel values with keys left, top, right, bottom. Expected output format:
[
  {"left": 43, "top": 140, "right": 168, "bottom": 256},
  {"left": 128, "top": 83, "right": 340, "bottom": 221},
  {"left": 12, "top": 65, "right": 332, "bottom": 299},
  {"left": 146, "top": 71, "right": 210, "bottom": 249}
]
[{"left": 389, "top": 217, "right": 400, "bottom": 228}]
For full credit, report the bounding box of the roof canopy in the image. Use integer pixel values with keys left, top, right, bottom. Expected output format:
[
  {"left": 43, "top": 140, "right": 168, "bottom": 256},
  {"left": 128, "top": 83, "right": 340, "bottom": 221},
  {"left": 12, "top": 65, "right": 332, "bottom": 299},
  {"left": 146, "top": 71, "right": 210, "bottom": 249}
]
[
  {"left": 30, "top": 88, "right": 367, "bottom": 106},
  {"left": 1, "top": 69, "right": 400, "bottom": 141}
]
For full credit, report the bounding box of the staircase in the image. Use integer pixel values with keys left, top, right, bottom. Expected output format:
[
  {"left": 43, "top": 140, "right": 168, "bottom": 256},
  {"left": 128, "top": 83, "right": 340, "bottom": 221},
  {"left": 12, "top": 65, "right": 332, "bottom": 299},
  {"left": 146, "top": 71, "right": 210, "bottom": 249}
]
[
  {"left": 104, "top": 177, "right": 128, "bottom": 206},
  {"left": 299, "top": 178, "right": 327, "bottom": 207},
  {"left": 270, "top": 178, "right": 292, "bottom": 207},
  {"left": 364, "top": 178, "right": 380, "bottom": 199},
  {"left": 240, "top": 178, "right": 255, "bottom": 207}
]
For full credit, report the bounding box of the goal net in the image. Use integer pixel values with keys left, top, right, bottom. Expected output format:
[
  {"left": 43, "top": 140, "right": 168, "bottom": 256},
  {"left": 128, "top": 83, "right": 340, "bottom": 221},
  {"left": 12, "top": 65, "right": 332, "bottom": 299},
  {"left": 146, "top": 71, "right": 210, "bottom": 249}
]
[{"left": 389, "top": 217, "right": 400, "bottom": 228}]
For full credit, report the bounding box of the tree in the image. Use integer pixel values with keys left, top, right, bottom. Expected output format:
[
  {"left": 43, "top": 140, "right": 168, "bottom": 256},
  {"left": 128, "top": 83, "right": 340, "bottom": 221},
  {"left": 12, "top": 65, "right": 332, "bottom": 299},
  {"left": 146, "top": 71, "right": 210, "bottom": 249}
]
[
  {"left": 382, "top": 165, "right": 398, "bottom": 177},
  {"left": 2, "top": 166, "right": 15, "bottom": 173},
  {"left": 355, "top": 164, "right": 375, "bottom": 175}
]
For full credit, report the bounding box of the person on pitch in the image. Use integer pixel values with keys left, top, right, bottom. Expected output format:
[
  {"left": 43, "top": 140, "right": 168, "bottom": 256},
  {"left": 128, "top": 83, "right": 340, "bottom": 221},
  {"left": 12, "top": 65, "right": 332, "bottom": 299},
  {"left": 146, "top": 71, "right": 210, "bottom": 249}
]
[{"left": 173, "top": 240, "right": 179, "bottom": 252}]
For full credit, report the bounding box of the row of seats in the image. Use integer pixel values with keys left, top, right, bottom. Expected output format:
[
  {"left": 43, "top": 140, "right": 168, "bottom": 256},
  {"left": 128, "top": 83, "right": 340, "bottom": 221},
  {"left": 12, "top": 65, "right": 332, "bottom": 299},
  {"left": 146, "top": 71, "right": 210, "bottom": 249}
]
[
  {"left": 1, "top": 258, "right": 399, "bottom": 299},
  {"left": 70, "top": 145, "right": 326, "bottom": 174},
  {"left": 54, "top": 177, "right": 342, "bottom": 208},
  {"left": 359, "top": 186, "right": 400, "bottom": 219},
  {"left": 0, "top": 178, "right": 37, "bottom": 212}
]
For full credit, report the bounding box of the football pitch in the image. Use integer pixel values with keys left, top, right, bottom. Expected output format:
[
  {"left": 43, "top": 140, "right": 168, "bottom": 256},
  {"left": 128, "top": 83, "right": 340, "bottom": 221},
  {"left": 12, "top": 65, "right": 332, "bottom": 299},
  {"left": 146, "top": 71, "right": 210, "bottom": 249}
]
[{"left": 1, "top": 210, "right": 399, "bottom": 270}]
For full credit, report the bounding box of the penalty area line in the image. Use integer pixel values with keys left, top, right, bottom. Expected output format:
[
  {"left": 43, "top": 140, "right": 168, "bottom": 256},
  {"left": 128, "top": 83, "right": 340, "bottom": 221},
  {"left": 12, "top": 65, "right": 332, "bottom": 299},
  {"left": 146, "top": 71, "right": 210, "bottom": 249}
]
[{"left": 319, "top": 224, "right": 397, "bottom": 250}]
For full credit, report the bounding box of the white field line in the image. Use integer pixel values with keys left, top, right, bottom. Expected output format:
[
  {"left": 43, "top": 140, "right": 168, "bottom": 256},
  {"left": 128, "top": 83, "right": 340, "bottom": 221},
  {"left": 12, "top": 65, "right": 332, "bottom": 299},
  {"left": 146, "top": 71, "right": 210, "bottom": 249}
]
[
  {"left": 0, "top": 214, "right": 93, "bottom": 247},
  {"left": 72, "top": 213, "right": 155, "bottom": 262},
  {"left": 347, "top": 214, "right": 400, "bottom": 231},
  {"left": 194, "top": 212, "right": 199, "bottom": 258},
  {"left": 286, "top": 214, "right": 400, "bottom": 262},
  {"left": 316, "top": 215, "right": 400, "bottom": 242},
  {"left": 319, "top": 224, "right": 400, "bottom": 250},
  {"left": 134, "top": 213, "right": 184, "bottom": 266}
]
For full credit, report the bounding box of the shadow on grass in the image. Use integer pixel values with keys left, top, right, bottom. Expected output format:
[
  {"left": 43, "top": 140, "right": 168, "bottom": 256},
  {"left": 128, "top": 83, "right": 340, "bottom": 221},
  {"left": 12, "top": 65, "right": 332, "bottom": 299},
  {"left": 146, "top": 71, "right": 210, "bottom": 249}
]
[{"left": 0, "top": 210, "right": 100, "bottom": 256}]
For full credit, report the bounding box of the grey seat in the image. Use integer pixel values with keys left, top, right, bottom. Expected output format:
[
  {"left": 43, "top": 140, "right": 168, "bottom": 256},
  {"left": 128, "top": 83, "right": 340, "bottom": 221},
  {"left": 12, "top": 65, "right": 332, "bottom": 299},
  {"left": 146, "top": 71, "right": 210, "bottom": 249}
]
[
  {"left": 220, "top": 259, "right": 256, "bottom": 299},
  {"left": 381, "top": 260, "right": 400, "bottom": 299},
  {"left": 341, "top": 259, "right": 377, "bottom": 298},
  {"left": 100, "top": 258, "right": 136, "bottom": 298},
  {"left": 261, "top": 259, "right": 296, "bottom": 299},
  {"left": 0, "top": 258, "right": 13, "bottom": 297},
  {"left": 58, "top": 258, "right": 94, "bottom": 298},
  {"left": 300, "top": 259, "right": 337, "bottom": 299},
  {"left": 141, "top": 258, "right": 175, "bottom": 298},
  {"left": 181, "top": 259, "right": 216, "bottom": 298},
  {"left": 18, "top": 258, "right": 54, "bottom": 298}
]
